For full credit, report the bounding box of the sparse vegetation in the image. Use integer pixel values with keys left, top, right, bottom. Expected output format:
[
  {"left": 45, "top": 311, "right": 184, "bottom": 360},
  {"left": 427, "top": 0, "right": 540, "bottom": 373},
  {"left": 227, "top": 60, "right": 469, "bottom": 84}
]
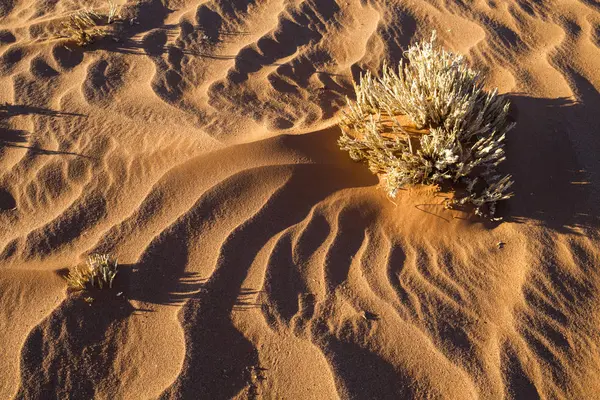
[
  {"left": 107, "top": 0, "right": 121, "bottom": 24},
  {"left": 65, "top": 254, "right": 118, "bottom": 291},
  {"left": 60, "top": 1, "right": 122, "bottom": 46},
  {"left": 62, "top": 10, "right": 102, "bottom": 46},
  {"left": 338, "top": 32, "right": 515, "bottom": 218}
]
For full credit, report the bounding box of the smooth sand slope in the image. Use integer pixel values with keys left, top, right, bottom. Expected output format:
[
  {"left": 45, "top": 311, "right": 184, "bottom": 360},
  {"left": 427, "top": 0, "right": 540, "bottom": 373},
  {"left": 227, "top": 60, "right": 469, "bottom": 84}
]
[{"left": 1, "top": 0, "right": 600, "bottom": 399}]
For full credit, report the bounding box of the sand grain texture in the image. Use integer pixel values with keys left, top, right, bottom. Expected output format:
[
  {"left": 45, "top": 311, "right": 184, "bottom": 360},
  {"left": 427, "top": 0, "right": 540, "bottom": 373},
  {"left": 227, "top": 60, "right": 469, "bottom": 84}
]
[{"left": 1, "top": 0, "right": 600, "bottom": 399}]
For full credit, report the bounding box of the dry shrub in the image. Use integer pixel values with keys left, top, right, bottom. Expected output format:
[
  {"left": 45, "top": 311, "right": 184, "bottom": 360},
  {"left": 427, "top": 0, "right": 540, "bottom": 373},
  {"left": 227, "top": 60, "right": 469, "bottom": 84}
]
[
  {"left": 338, "top": 32, "right": 515, "bottom": 218},
  {"left": 65, "top": 254, "right": 118, "bottom": 291}
]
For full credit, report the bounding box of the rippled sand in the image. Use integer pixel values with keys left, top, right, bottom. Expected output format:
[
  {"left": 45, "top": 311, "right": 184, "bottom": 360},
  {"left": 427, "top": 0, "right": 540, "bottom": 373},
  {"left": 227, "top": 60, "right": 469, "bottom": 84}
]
[{"left": 1, "top": 0, "right": 600, "bottom": 398}]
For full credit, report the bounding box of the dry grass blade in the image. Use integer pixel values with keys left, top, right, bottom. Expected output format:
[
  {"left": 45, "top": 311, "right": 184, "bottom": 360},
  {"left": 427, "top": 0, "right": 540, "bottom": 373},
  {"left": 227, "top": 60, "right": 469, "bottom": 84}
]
[{"left": 107, "top": 0, "right": 121, "bottom": 24}]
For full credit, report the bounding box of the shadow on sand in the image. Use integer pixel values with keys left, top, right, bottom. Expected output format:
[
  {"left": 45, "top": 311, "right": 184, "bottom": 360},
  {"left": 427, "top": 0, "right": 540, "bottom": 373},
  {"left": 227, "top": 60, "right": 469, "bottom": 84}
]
[
  {"left": 15, "top": 127, "right": 377, "bottom": 399},
  {"left": 501, "top": 92, "right": 600, "bottom": 233},
  {"left": 0, "top": 104, "right": 90, "bottom": 158},
  {"left": 11, "top": 85, "right": 600, "bottom": 396}
]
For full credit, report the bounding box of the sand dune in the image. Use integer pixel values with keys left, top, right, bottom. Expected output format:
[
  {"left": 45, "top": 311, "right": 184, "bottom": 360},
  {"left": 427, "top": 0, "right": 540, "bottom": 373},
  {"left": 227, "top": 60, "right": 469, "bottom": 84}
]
[{"left": 1, "top": 0, "right": 600, "bottom": 398}]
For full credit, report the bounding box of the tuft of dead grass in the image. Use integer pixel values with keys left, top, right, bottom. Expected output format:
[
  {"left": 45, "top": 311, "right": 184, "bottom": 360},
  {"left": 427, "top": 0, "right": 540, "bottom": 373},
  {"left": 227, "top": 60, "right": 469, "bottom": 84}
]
[
  {"left": 65, "top": 254, "right": 118, "bottom": 291},
  {"left": 61, "top": 10, "right": 103, "bottom": 46},
  {"left": 60, "top": 1, "right": 121, "bottom": 46}
]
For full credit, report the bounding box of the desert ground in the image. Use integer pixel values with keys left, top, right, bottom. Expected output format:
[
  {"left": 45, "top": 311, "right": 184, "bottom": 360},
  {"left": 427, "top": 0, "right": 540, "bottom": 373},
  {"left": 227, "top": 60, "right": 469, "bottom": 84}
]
[{"left": 1, "top": 0, "right": 600, "bottom": 399}]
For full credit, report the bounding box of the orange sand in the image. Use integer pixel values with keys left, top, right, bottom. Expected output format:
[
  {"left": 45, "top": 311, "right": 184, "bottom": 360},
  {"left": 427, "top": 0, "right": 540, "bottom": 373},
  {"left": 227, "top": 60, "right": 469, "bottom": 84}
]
[{"left": 1, "top": 0, "right": 600, "bottom": 399}]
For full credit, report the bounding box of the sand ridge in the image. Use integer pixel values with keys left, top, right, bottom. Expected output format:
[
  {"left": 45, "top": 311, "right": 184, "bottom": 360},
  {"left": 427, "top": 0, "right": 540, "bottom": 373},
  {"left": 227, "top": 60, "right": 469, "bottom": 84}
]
[{"left": 1, "top": 0, "right": 600, "bottom": 398}]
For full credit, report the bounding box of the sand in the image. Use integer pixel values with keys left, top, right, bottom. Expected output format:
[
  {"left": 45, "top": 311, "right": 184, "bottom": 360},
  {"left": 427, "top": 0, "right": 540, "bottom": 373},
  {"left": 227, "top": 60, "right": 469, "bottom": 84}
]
[{"left": 1, "top": 0, "right": 600, "bottom": 399}]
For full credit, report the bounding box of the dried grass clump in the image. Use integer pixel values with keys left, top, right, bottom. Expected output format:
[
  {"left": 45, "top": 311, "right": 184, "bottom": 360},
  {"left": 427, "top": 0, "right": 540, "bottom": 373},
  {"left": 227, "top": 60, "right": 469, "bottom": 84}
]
[
  {"left": 65, "top": 254, "right": 118, "bottom": 291},
  {"left": 338, "top": 32, "right": 515, "bottom": 218},
  {"left": 62, "top": 10, "right": 103, "bottom": 46},
  {"left": 60, "top": 1, "right": 121, "bottom": 46}
]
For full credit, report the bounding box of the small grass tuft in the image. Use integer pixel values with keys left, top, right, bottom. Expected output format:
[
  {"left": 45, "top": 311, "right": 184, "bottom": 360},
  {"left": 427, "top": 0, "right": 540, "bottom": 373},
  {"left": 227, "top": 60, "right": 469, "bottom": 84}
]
[
  {"left": 61, "top": 10, "right": 104, "bottom": 46},
  {"left": 65, "top": 254, "right": 118, "bottom": 291},
  {"left": 60, "top": 1, "right": 122, "bottom": 46}
]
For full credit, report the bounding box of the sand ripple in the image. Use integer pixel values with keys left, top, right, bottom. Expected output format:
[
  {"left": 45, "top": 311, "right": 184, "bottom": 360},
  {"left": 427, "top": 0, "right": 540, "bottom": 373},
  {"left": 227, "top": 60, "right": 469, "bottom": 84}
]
[{"left": 1, "top": 0, "right": 600, "bottom": 398}]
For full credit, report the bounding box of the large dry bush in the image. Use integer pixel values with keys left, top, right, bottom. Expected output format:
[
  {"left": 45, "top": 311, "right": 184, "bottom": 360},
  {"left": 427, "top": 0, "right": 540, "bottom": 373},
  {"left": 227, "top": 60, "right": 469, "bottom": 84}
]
[{"left": 338, "top": 32, "right": 515, "bottom": 218}]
